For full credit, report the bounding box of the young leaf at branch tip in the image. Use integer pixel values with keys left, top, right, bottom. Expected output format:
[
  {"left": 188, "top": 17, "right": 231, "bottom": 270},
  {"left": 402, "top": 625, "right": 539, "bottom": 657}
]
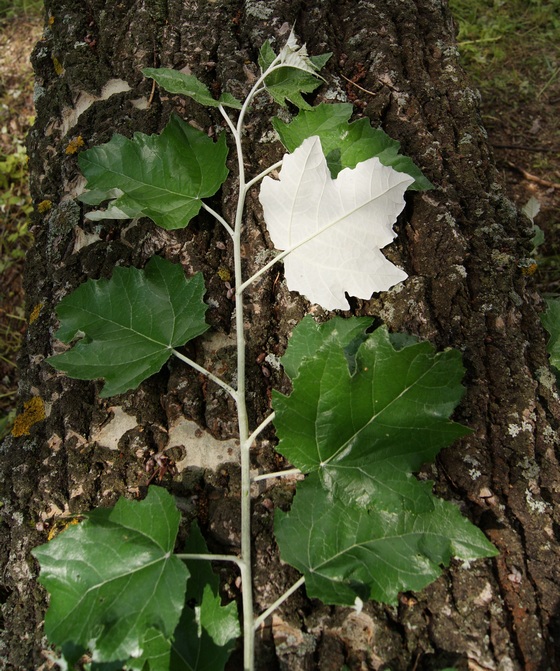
[
  {"left": 171, "top": 522, "right": 239, "bottom": 670},
  {"left": 273, "top": 103, "right": 433, "bottom": 190},
  {"left": 273, "top": 318, "right": 471, "bottom": 511},
  {"left": 277, "top": 28, "right": 329, "bottom": 77},
  {"left": 142, "top": 67, "right": 243, "bottom": 109},
  {"left": 48, "top": 256, "right": 209, "bottom": 397},
  {"left": 32, "top": 487, "right": 188, "bottom": 666},
  {"left": 259, "top": 136, "right": 412, "bottom": 310},
  {"left": 258, "top": 37, "right": 331, "bottom": 109},
  {"left": 275, "top": 473, "right": 498, "bottom": 607},
  {"left": 78, "top": 114, "right": 229, "bottom": 230}
]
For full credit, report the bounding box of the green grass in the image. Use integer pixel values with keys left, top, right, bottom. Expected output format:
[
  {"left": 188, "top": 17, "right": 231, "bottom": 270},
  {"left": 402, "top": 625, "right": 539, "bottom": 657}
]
[
  {"left": 450, "top": 0, "right": 560, "bottom": 299},
  {"left": 0, "top": 139, "right": 34, "bottom": 273},
  {"left": 0, "top": 0, "right": 42, "bottom": 19},
  {"left": 449, "top": 0, "right": 560, "bottom": 98},
  {"left": 0, "top": 13, "right": 39, "bottom": 438}
]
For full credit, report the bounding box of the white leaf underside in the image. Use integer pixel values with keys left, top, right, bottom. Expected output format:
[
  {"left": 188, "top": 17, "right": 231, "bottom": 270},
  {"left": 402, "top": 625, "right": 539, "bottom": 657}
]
[
  {"left": 277, "top": 29, "right": 317, "bottom": 74},
  {"left": 259, "top": 136, "right": 413, "bottom": 310}
]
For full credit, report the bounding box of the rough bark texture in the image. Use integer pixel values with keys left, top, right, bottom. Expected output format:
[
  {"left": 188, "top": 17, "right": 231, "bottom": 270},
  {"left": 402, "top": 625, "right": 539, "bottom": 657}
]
[{"left": 1, "top": 1, "right": 560, "bottom": 670}]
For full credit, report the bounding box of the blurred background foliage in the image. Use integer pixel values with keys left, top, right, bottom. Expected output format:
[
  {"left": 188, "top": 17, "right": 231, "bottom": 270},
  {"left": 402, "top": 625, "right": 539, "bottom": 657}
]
[
  {"left": 0, "top": 0, "right": 42, "bottom": 19},
  {"left": 0, "top": 1, "right": 41, "bottom": 438}
]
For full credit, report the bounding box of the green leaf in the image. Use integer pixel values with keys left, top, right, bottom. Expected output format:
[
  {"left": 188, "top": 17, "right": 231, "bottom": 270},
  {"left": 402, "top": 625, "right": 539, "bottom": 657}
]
[
  {"left": 79, "top": 114, "right": 229, "bottom": 230},
  {"left": 281, "top": 314, "right": 374, "bottom": 380},
  {"left": 49, "top": 256, "right": 209, "bottom": 397},
  {"left": 198, "top": 585, "right": 240, "bottom": 647},
  {"left": 275, "top": 473, "right": 498, "bottom": 606},
  {"left": 273, "top": 320, "right": 470, "bottom": 510},
  {"left": 170, "top": 523, "right": 239, "bottom": 671},
  {"left": 541, "top": 298, "right": 560, "bottom": 378},
  {"left": 272, "top": 103, "right": 432, "bottom": 190},
  {"left": 32, "top": 487, "right": 189, "bottom": 665},
  {"left": 258, "top": 40, "right": 328, "bottom": 109},
  {"left": 142, "top": 68, "right": 242, "bottom": 109},
  {"left": 127, "top": 629, "right": 171, "bottom": 671}
]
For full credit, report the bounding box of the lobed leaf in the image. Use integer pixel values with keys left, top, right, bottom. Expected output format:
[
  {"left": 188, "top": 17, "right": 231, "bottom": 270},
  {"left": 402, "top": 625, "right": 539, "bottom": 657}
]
[
  {"left": 274, "top": 319, "right": 470, "bottom": 511},
  {"left": 541, "top": 298, "right": 560, "bottom": 379},
  {"left": 259, "top": 136, "right": 412, "bottom": 310},
  {"left": 79, "top": 114, "right": 229, "bottom": 230},
  {"left": 273, "top": 103, "right": 432, "bottom": 189},
  {"left": 49, "top": 256, "right": 209, "bottom": 397},
  {"left": 142, "top": 67, "right": 242, "bottom": 109},
  {"left": 32, "top": 487, "right": 188, "bottom": 666},
  {"left": 275, "top": 473, "right": 498, "bottom": 606},
  {"left": 273, "top": 317, "right": 497, "bottom": 605},
  {"left": 170, "top": 522, "right": 239, "bottom": 671},
  {"left": 281, "top": 313, "right": 373, "bottom": 380}
]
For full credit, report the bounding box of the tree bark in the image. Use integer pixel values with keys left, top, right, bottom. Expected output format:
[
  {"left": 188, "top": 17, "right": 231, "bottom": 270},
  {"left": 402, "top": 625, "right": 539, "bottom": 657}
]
[{"left": 2, "top": 1, "right": 559, "bottom": 670}]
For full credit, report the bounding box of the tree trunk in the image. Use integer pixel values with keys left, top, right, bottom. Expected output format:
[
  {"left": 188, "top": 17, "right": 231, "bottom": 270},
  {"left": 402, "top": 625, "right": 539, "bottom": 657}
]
[{"left": 2, "top": 1, "right": 559, "bottom": 669}]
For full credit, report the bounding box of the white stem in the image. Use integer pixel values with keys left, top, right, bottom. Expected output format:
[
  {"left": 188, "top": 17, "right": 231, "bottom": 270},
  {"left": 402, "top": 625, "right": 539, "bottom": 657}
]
[
  {"left": 252, "top": 467, "right": 301, "bottom": 483},
  {"left": 201, "top": 201, "right": 234, "bottom": 237},
  {"left": 219, "top": 56, "right": 286, "bottom": 671},
  {"left": 253, "top": 576, "right": 306, "bottom": 630},
  {"left": 230, "top": 88, "right": 253, "bottom": 671},
  {"left": 171, "top": 349, "right": 238, "bottom": 401}
]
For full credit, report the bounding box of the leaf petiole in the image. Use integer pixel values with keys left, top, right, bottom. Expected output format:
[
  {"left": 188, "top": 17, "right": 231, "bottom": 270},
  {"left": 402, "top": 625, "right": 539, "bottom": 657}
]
[
  {"left": 172, "top": 349, "right": 238, "bottom": 401},
  {"left": 252, "top": 468, "right": 302, "bottom": 483},
  {"left": 245, "top": 411, "right": 276, "bottom": 450},
  {"left": 253, "top": 576, "right": 306, "bottom": 630},
  {"left": 176, "top": 553, "right": 244, "bottom": 569},
  {"left": 201, "top": 201, "right": 234, "bottom": 237},
  {"left": 238, "top": 248, "right": 286, "bottom": 294},
  {"left": 244, "top": 160, "right": 283, "bottom": 191}
]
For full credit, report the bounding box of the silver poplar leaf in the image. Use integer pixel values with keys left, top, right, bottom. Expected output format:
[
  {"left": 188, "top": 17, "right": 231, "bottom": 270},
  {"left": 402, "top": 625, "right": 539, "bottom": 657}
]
[
  {"left": 32, "top": 487, "right": 188, "bottom": 665},
  {"left": 142, "top": 67, "right": 242, "bottom": 109},
  {"left": 542, "top": 298, "right": 560, "bottom": 377},
  {"left": 48, "top": 256, "right": 209, "bottom": 397},
  {"left": 273, "top": 321, "right": 471, "bottom": 511},
  {"left": 259, "top": 135, "right": 413, "bottom": 310},
  {"left": 78, "top": 115, "right": 229, "bottom": 230},
  {"left": 275, "top": 473, "right": 498, "bottom": 606}
]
